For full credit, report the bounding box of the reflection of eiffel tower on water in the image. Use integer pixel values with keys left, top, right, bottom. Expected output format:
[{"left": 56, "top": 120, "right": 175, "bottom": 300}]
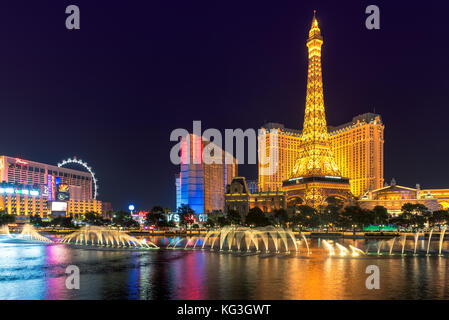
[{"left": 283, "top": 12, "right": 352, "bottom": 208}]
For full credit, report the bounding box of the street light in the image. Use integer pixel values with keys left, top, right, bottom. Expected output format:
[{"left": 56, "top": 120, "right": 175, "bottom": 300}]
[{"left": 128, "top": 204, "right": 135, "bottom": 214}]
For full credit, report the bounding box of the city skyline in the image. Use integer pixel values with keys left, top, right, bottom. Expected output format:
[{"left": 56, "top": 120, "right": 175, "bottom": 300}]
[{"left": 0, "top": 1, "right": 448, "bottom": 209}]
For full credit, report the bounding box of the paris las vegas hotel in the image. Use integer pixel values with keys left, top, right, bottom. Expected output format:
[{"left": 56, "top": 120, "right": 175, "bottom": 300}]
[
  {"left": 253, "top": 14, "right": 449, "bottom": 213},
  {"left": 0, "top": 155, "right": 110, "bottom": 218}
]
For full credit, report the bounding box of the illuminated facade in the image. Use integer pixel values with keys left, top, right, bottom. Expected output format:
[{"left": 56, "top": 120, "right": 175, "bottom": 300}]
[
  {"left": 281, "top": 13, "right": 351, "bottom": 208},
  {"left": 0, "top": 156, "right": 108, "bottom": 218},
  {"left": 421, "top": 189, "right": 449, "bottom": 210},
  {"left": 258, "top": 16, "right": 384, "bottom": 198},
  {"left": 328, "top": 113, "right": 384, "bottom": 196},
  {"left": 0, "top": 155, "right": 93, "bottom": 201},
  {"left": 0, "top": 182, "right": 47, "bottom": 216},
  {"left": 225, "top": 177, "right": 286, "bottom": 217},
  {"left": 359, "top": 180, "right": 439, "bottom": 215},
  {"left": 66, "top": 199, "right": 105, "bottom": 217},
  {"left": 176, "top": 134, "right": 237, "bottom": 213}
]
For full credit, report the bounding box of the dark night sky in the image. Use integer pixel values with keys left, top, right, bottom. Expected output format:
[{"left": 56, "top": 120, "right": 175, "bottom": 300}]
[{"left": 0, "top": 1, "right": 448, "bottom": 211}]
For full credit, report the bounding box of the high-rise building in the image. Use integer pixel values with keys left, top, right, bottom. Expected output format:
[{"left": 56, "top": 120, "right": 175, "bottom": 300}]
[
  {"left": 176, "top": 134, "right": 237, "bottom": 213},
  {"left": 328, "top": 113, "right": 384, "bottom": 196},
  {"left": 0, "top": 155, "right": 107, "bottom": 218},
  {"left": 281, "top": 12, "right": 351, "bottom": 208},
  {"left": 0, "top": 155, "right": 93, "bottom": 201},
  {"left": 246, "top": 179, "right": 259, "bottom": 194},
  {"left": 259, "top": 114, "right": 384, "bottom": 197}
]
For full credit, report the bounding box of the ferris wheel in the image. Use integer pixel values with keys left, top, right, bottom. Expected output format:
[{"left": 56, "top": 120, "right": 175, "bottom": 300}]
[{"left": 57, "top": 157, "right": 99, "bottom": 199}]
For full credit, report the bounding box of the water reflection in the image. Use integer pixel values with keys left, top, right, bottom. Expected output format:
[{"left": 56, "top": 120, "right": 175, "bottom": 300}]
[{"left": 1, "top": 237, "right": 449, "bottom": 299}]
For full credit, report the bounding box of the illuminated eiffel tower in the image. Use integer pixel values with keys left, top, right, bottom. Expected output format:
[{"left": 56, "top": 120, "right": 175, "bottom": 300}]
[{"left": 283, "top": 12, "right": 352, "bottom": 208}]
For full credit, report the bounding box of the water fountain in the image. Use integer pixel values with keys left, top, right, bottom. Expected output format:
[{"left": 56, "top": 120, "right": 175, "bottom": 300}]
[
  {"left": 0, "top": 224, "right": 52, "bottom": 243},
  {"left": 192, "top": 226, "right": 298, "bottom": 253},
  {"left": 426, "top": 229, "right": 434, "bottom": 255},
  {"left": 348, "top": 245, "right": 365, "bottom": 257},
  {"left": 439, "top": 226, "right": 447, "bottom": 256},
  {"left": 400, "top": 234, "right": 407, "bottom": 255},
  {"left": 388, "top": 237, "right": 396, "bottom": 255},
  {"left": 335, "top": 243, "right": 350, "bottom": 256},
  {"left": 0, "top": 224, "right": 10, "bottom": 235},
  {"left": 16, "top": 224, "right": 52, "bottom": 242},
  {"left": 377, "top": 240, "right": 384, "bottom": 255},
  {"left": 322, "top": 239, "right": 335, "bottom": 256},
  {"left": 413, "top": 232, "right": 420, "bottom": 255},
  {"left": 61, "top": 226, "right": 158, "bottom": 249}
]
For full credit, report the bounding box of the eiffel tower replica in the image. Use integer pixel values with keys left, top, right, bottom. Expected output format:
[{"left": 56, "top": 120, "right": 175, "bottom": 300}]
[{"left": 283, "top": 12, "right": 352, "bottom": 208}]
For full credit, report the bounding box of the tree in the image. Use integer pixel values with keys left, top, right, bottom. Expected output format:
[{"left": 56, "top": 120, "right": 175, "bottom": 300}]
[
  {"left": 227, "top": 209, "right": 242, "bottom": 225},
  {"left": 146, "top": 206, "right": 166, "bottom": 228},
  {"left": 112, "top": 210, "right": 139, "bottom": 229},
  {"left": 429, "top": 210, "right": 449, "bottom": 229},
  {"left": 291, "top": 205, "right": 316, "bottom": 229},
  {"left": 0, "top": 212, "right": 15, "bottom": 226},
  {"left": 399, "top": 203, "right": 430, "bottom": 230},
  {"left": 245, "top": 207, "right": 270, "bottom": 227},
  {"left": 29, "top": 214, "right": 43, "bottom": 226},
  {"left": 273, "top": 208, "right": 289, "bottom": 228},
  {"left": 51, "top": 216, "right": 75, "bottom": 228},
  {"left": 337, "top": 206, "right": 372, "bottom": 230},
  {"left": 178, "top": 204, "right": 195, "bottom": 229},
  {"left": 84, "top": 211, "right": 107, "bottom": 226},
  {"left": 372, "top": 206, "right": 390, "bottom": 226}
]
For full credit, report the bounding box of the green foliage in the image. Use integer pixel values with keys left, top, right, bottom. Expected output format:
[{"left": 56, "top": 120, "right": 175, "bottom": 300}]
[
  {"left": 146, "top": 206, "right": 167, "bottom": 228},
  {"left": 29, "top": 214, "right": 48, "bottom": 227},
  {"left": 372, "top": 206, "right": 390, "bottom": 225},
  {"left": 112, "top": 210, "right": 139, "bottom": 228},
  {"left": 245, "top": 207, "right": 270, "bottom": 227},
  {"left": 429, "top": 210, "right": 449, "bottom": 227},
  {"left": 272, "top": 208, "right": 288, "bottom": 227},
  {"left": 51, "top": 216, "right": 75, "bottom": 228},
  {"left": 398, "top": 203, "right": 430, "bottom": 230},
  {"left": 83, "top": 211, "right": 108, "bottom": 226},
  {"left": 178, "top": 204, "right": 195, "bottom": 228},
  {"left": 227, "top": 209, "right": 242, "bottom": 225},
  {"left": 0, "top": 212, "right": 15, "bottom": 226}
]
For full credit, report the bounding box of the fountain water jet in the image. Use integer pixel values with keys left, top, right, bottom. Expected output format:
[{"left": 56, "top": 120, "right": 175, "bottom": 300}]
[
  {"left": 400, "top": 234, "right": 407, "bottom": 255},
  {"left": 426, "top": 229, "right": 434, "bottom": 255},
  {"left": 439, "top": 226, "right": 447, "bottom": 256},
  {"left": 197, "top": 226, "right": 297, "bottom": 253},
  {"left": 61, "top": 226, "right": 158, "bottom": 249},
  {"left": 301, "top": 234, "right": 310, "bottom": 254},
  {"left": 349, "top": 245, "right": 365, "bottom": 257},
  {"left": 17, "top": 224, "right": 52, "bottom": 242},
  {"left": 335, "top": 243, "right": 350, "bottom": 256},
  {"left": 322, "top": 240, "right": 335, "bottom": 256},
  {"left": 413, "top": 232, "right": 420, "bottom": 255}
]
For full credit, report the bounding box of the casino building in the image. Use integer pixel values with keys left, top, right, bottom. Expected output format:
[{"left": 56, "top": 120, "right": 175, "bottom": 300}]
[
  {"left": 175, "top": 134, "right": 237, "bottom": 214},
  {"left": 0, "top": 155, "right": 107, "bottom": 218},
  {"left": 258, "top": 13, "right": 384, "bottom": 202},
  {"left": 358, "top": 179, "right": 440, "bottom": 215},
  {"left": 258, "top": 114, "right": 384, "bottom": 198}
]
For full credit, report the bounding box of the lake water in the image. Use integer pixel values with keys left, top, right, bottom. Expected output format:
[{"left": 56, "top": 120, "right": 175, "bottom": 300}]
[{"left": 1, "top": 235, "right": 449, "bottom": 300}]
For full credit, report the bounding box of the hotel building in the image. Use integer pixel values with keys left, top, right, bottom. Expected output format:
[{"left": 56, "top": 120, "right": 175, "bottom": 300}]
[
  {"left": 175, "top": 134, "right": 237, "bottom": 213},
  {"left": 225, "top": 177, "right": 286, "bottom": 217},
  {"left": 358, "top": 179, "right": 439, "bottom": 215},
  {"left": 0, "top": 155, "right": 92, "bottom": 201},
  {"left": 258, "top": 113, "right": 384, "bottom": 197},
  {"left": 0, "top": 155, "right": 107, "bottom": 218}
]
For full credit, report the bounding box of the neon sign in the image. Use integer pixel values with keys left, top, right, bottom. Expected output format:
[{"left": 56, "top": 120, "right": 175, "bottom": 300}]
[{"left": 15, "top": 158, "right": 29, "bottom": 165}]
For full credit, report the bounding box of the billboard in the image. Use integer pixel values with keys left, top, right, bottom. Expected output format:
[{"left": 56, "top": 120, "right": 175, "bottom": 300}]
[
  {"left": 47, "top": 175, "right": 56, "bottom": 201},
  {"left": 51, "top": 201, "right": 67, "bottom": 211},
  {"left": 56, "top": 184, "right": 70, "bottom": 201}
]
